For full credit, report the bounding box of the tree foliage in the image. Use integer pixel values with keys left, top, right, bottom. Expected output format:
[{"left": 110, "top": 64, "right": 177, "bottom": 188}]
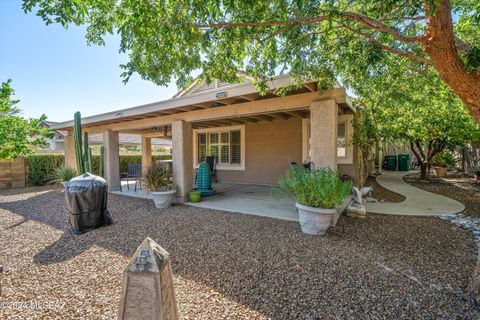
[
  {"left": 22, "top": 0, "right": 480, "bottom": 121},
  {"left": 352, "top": 55, "right": 480, "bottom": 179},
  {"left": 0, "top": 80, "right": 52, "bottom": 160}
]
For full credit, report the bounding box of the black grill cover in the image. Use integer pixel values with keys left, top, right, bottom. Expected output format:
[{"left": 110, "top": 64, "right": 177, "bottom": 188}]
[{"left": 65, "top": 173, "right": 113, "bottom": 234}]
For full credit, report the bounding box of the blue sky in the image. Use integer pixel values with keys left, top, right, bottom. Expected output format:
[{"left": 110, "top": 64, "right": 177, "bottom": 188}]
[{"left": 0, "top": 0, "right": 179, "bottom": 122}]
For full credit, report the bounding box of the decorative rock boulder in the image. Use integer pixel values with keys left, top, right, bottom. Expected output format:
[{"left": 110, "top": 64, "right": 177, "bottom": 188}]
[{"left": 118, "top": 237, "right": 178, "bottom": 320}]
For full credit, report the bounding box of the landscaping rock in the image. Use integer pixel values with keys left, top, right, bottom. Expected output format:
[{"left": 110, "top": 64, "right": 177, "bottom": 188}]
[{"left": 0, "top": 185, "right": 478, "bottom": 319}]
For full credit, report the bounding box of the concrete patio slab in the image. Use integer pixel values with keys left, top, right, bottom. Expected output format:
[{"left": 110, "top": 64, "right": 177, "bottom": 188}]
[
  {"left": 111, "top": 181, "right": 150, "bottom": 199},
  {"left": 365, "top": 171, "right": 465, "bottom": 216},
  {"left": 185, "top": 183, "right": 298, "bottom": 221}
]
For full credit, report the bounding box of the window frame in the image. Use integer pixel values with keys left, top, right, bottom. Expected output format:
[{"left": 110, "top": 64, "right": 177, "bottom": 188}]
[
  {"left": 301, "top": 114, "right": 354, "bottom": 164},
  {"left": 193, "top": 124, "right": 246, "bottom": 170}
]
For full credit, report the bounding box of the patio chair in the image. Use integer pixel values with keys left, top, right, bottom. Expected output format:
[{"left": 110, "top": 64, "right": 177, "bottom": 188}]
[
  {"left": 121, "top": 164, "right": 142, "bottom": 192},
  {"left": 205, "top": 156, "right": 218, "bottom": 183}
]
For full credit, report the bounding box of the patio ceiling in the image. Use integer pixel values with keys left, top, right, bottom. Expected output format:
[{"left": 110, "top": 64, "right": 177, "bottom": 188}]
[{"left": 52, "top": 75, "right": 353, "bottom": 134}]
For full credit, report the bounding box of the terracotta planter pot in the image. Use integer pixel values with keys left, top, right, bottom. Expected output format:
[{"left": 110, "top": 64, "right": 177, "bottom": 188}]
[
  {"left": 150, "top": 190, "right": 176, "bottom": 208},
  {"left": 295, "top": 203, "right": 336, "bottom": 235},
  {"left": 434, "top": 166, "right": 448, "bottom": 178}
]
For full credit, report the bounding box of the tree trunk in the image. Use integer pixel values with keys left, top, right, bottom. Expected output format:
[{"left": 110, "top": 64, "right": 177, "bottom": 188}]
[
  {"left": 419, "top": 162, "right": 428, "bottom": 180},
  {"left": 410, "top": 141, "right": 428, "bottom": 180},
  {"left": 423, "top": 0, "right": 480, "bottom": 123}
]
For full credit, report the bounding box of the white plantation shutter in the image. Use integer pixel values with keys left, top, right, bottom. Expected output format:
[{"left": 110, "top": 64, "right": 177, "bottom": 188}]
[
  {"left": 196, "top": 127, "right": 243, "bottom": 167},
  {"left": 220, "top": 132, "right": 230, "bottom": 163},
  {"left": 209, "top": 132, "right": 219, "bottom": 158},
  {"left": 230, "top": 130, "right": 241, "bottom": 164}
]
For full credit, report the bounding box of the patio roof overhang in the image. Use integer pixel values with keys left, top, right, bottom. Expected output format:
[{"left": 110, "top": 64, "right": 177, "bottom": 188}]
[{"left": 52, "top": 75, "right": 354, "bottom": 134}]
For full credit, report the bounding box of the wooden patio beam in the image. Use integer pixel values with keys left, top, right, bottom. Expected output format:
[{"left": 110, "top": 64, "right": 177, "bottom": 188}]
[{"left": 79, "top": 89, "right": 345, "bottom": 133}]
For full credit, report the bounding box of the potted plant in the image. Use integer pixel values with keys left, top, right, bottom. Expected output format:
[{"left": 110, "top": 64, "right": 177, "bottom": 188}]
[
  {"left": 431, "top": 151, "right": 455, "bottom": 178},
  {"left": 144, "top": 163, "right": 176, "bottom": 208},
  {"left": 188, "top": 190, "right": 201, "bottom": 203},
  {"left": 277, "top": 166, "right": 352, "bottom": 235},
  {"left": 55, "top": 166, "right": 77, "bottom": 189}
]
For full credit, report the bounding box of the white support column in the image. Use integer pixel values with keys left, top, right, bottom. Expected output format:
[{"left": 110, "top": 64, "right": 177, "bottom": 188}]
[
  {"left": 172, "top": 120, "right": 193, "bottom": 203},
  {"left": 64, "top": 131, "right": 77, "bottom": 171},
  {"left": 141, "top": 135, "right": 152, "bottom": 175},
  {"left": 103, "top": 130, "right": 121, "bottom": 191},
  {"left": 309, "top": 99, "right": 338, "bottom": 170}
]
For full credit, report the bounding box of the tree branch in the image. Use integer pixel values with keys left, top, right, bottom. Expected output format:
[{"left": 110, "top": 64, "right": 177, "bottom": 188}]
[
  {"left": 377, "top": 16, "right": 426, "bottom": 22},
  {"left": 340, "top": 24, "right": 431, "bottom": 64},
  {"left": 341, "top": 12, "right": 424, "bottom": 43},
  {"left": 416, "top": 140, "right": 426, "bottom": 160},
  {"left": 410, "top": 141, "right": 423, "bottom": 163},
  {"left": 194, "top": 16, "right": 329, "bottom": 29},
  {"left": 194, "top": 12, "right": 432, "bottom": 64},
  {"left": 195, "top": 12, "right": 424, "bottom": 43}
]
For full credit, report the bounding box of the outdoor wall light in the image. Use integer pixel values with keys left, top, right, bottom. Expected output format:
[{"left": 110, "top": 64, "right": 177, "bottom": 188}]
[
  {"left": 215, "top": 91, "right": 228, "bottom": 99},
  {"left": 163, "top": 126, "right": 169, "bottom": 137}
]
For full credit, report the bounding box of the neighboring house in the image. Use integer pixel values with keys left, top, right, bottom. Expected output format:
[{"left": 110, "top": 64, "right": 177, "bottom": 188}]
[
  {"left": 53, "top": 74, "right": 357, "bottom": 201},
  {"left": 39, "top": 121, "right": 67, "bottom": 152},
  {"left": 39, "top": 121, "right": 172, "bottom": 152}
]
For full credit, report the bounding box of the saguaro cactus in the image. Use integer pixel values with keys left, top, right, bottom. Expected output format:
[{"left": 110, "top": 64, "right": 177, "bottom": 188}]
[
  {"left": 73, "top": 111, "right": 94, "bottom": 174},
  {"left": 73, "top": 112, "right": 85, "bottom": 173},
  {"left": 83, "top": 131, "right": 93, "bottom": 173}
]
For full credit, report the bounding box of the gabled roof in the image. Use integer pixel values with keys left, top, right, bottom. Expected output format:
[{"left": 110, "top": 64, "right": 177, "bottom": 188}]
[{"left": 173, "top": 71, "right": 254, "bottom": 98}]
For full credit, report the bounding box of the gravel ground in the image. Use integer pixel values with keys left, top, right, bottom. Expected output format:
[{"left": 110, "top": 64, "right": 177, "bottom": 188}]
[
  {"left": 404, "top": 173, "right": 480, "bottom": 218},
  {"left": 0, "top": 185, "right": 478, "bottom": 319}
]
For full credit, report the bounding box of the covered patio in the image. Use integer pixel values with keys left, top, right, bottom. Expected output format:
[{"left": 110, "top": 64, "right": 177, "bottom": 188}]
[
  {"left": 53, "top": 75, "right": 356, "bottom": 204},
  {"left": 113, "top": 181, "right": 299, "bottom": 221}
]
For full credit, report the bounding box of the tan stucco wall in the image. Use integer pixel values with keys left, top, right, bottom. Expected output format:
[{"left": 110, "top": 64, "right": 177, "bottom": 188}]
[
  {"left": 338, "top": 144, "right": 360, "bottom": 185},
  {"left": 213, "top": 117, "right": 360, "bottom": 185},
  {"left": 217, "top": 119, "right": 303, "bottom": 185}
]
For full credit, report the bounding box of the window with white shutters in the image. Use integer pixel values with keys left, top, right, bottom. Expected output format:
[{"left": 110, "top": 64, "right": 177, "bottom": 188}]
[
  {"left": 230, "top": 130, "right": 241, "bottom": 164},
  {"left": 195, "top": 126, "right": 244, "bottom": 169}
]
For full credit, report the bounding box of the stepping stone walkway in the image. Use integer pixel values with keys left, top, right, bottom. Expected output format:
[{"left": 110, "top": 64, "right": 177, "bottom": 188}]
[{"left": 365, "top": 171, "right": 465, "bottom": 216}]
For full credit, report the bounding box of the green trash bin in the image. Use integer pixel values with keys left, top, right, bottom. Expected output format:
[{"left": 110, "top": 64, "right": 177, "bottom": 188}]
[
  {"left": 385, "top": 155, "right": 397, "bottom": 171},
  {"left": 398, "top": 153, "right": 411, "bottom": 171}
]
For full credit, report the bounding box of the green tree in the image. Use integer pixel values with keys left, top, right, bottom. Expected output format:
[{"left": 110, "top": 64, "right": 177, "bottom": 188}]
[
  {"left": 351, "top": 54, "right": 480, "bottom": 179},
  {"left": 22, "top": 0, "right": 480, "bottom": 122},
  {"left": 0, "top": 80, "right": 52, "bottom": 160}
]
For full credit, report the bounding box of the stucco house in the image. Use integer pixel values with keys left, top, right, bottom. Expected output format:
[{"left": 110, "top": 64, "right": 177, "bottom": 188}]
[{"left": 52, "top": 74, "right": 357, "bottom": 202}]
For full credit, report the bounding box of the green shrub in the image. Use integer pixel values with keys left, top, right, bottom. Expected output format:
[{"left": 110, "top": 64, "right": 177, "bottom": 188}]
[
  {"left": 91, "top": 154, "right": 172, "bottom": 176},
  {"left": 277, "top": 166, "right": 352, "bottom": 208},
  {"left": 431, "top": 151, "right": 455, "bottom": 168},
  {"left": 55, "top": 166, "right": 77, "bottom": 182},
  {"left": 144, "top": 162, "right": 175, "bottom": 191},
  {"left": 26, "top": 154, "right": 64, "bottom": 186},
  {"left": 26, "top": 153, "right": 173, "bottom": 184}
]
